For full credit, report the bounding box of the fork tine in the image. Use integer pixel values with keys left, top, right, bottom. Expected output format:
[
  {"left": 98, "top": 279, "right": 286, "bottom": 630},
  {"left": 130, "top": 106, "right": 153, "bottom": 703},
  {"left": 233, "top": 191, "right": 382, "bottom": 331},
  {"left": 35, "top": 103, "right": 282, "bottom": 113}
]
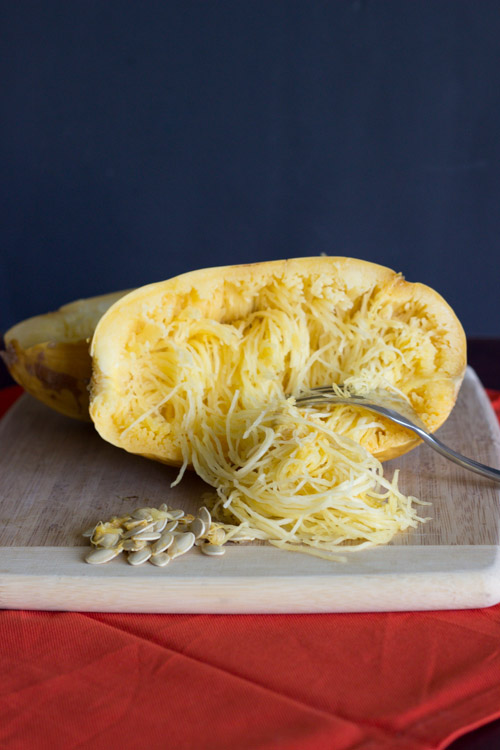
[{"left": 298, "top": 386, "right": 342, "bottom": 395}]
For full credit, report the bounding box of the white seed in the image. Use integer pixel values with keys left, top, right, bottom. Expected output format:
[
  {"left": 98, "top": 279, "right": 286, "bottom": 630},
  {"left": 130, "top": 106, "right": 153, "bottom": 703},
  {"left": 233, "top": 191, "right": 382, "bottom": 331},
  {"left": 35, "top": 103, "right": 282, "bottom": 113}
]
[
  {"left": 168, "top": 531, "right": 195, "bottom": 559},
  {"left": 85, "top": 547, "right": 122, "bottom": 564},
  {"left": 131, "top": 508, "right": 153, "bottom": 521},
  {"left": 167, "top": 509, "right": 185, "bottom": 521},
  {"left": 96, "top": 531, "right": 121, "bottom": 548},
  {"left": 127, "top": 547, "right": 152, "bottom": 566},
  {"left": 153, "top": 517, "right": 168, "bottom": 533},
  {"left": 200, "top": 543, "right": 226, "bottom": 557},
  {"left": 123, "top": 521, "right": 155, "bottom": 539},
  {"left": 151, "top": 532, "right": 174, "bottom": 555},
  {"left": 190, "top": 517, "right": 206, "bottom": 540},
  {"left": 149, "top": 553, "right": 170, "bottom": 567},
  {"left": 123, "top": 518, "right": 148, "bottom": 531},
  {"left": 198, "top": 506, "right": 211, "bottom": 528},
  {"left": 122, "top": 539, "right": 148, "bottom": 551},
  {"left": 132, "top": 531, "right": 161, "bottom": 542},
  {"left": 82, "top": 504, "right": 227, "bottom": 569}
]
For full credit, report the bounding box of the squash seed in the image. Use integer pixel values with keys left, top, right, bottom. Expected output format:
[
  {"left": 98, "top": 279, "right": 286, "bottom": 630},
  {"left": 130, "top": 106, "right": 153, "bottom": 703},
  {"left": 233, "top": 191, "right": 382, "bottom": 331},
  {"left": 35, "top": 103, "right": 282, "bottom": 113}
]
[
  {"left": 123, "top": 518, "right": 148, "bottom": 531},
  {"left": 168, "top": 531, "right": 195, "bottom": 559},
  {"left": 151, "top": 532, "right": 174, "bottom": 555},
  {"left": 201, "top": 543, "right": 226, "bottom": 556},
  {"left": 85, "top": 547, "right": 122, "bottom": 564},
  {"left": 131, "top": 508, "right": 154, "bottom": 521},
  {"left": 149, "top": 553, "right": 170, "bottom": 567},
  {"left": 123, "top": 521, "right": 155, "bottom": 539},
  {"left": 132, "top": 531, "right": 161, "bottom": 542},
  {"left": 150, "top": 507, "right": 169, "bottom": 520},
  {"left": 82, "top": 502, "right": 238, "bottom": 568},
  {"left": 122, "top": 539, "right": 148, "bottom": 551},
  {"left": 190, "top": 517, "right": 206, "bottom": 540},
  {"left": 167, "top": 509, "right": 185, "bottom": 521},
  {"left": 153, "top": 517, "right": 168, "bottom": 533},
  {"left": 91, "top": 522, "right": 113, "bottom": 541},
  {"left": 127, "top": 547, "right": 152, "bottom": 565},
  {"left": 96, "top": 531, "right": 122, "bottom": 548},
  {"left": 198, "top": 506, "right": 211, "bottom": 529}
]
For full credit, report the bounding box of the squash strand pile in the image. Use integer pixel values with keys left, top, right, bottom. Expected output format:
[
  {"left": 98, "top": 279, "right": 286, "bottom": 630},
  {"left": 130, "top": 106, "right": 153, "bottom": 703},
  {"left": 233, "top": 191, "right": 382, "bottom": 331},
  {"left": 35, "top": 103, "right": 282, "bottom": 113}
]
[{"left": 173, "top": 396, "right": 428, "bottom": 559}]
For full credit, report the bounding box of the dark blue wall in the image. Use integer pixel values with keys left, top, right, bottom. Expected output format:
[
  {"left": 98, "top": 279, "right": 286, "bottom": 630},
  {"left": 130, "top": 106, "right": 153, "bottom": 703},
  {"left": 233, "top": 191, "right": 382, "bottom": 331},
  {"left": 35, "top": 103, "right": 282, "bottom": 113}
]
[{"left": 2, "top": 1, "right": 500, "bottom": 336}]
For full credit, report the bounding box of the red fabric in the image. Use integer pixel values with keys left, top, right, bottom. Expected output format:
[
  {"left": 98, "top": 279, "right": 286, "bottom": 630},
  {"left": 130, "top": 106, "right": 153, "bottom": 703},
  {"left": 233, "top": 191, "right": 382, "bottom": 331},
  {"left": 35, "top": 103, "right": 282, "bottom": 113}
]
[
  {"left": 0, "top": 385, "right": 23, "bottom": 418},
  {"left": 486, "top": 388, "right": 500, "bottom": 422},
  {"left": 1, "top": 388, "right": 500, "bottom": 750}
]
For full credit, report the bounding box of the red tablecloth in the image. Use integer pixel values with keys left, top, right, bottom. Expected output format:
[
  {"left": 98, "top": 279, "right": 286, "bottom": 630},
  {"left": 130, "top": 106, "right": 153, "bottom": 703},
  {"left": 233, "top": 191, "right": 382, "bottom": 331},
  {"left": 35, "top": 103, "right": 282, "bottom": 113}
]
[{"left": 1, "top": 386, "right": 500, "bottom": 750}]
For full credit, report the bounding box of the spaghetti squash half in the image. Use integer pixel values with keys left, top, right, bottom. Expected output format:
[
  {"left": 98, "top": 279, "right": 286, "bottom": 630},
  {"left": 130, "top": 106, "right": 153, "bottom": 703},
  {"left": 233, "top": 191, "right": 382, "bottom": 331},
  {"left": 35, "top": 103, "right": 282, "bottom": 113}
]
[
  {"left": 89, "top": 257, "right": 466, "bottom": 464},
  {"left": 2, "top": 290, "right": 129, "bottom": 420}
]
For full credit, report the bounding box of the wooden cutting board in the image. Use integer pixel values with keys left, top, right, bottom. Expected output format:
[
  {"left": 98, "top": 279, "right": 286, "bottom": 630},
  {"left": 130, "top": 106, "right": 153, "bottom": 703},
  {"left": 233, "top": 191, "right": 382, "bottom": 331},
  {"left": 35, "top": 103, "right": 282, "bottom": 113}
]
[{"left": 1, "top": 367, "right": 499, "bottom": 613}]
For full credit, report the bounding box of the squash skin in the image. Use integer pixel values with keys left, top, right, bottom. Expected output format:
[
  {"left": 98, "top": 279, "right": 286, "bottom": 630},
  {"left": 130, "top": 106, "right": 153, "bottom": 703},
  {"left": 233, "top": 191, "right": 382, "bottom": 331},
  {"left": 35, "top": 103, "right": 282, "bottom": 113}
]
[
  {"left": 1, "top": 290, "right": 129, "bottom": 420},
  {"left": 2, "top": 338, "right": 94, "bottom": 421},
  {"left": 89, "top": 257, "right": 467, "bottom": 464}
]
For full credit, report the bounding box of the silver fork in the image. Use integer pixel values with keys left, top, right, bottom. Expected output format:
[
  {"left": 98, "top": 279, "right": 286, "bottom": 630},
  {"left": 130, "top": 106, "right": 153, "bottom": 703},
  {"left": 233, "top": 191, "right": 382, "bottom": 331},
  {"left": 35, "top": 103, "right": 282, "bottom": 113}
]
[{"left": 293, "top": 387, "right": 500, "bottom": 483}]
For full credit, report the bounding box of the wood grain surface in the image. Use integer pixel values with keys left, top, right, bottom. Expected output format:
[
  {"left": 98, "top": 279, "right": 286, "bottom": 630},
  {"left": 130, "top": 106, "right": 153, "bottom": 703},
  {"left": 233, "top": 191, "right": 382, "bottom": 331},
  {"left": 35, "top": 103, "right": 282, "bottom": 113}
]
[{"left": 0, "top": 367, "right": 499, "bottom": 613}]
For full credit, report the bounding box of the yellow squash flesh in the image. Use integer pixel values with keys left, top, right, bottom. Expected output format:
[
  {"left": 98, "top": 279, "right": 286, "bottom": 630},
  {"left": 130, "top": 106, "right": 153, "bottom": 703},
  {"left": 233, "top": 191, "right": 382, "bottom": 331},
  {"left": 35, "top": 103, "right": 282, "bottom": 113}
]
[{"left": 89, "top": 257, "right": 466, "bottom": 464}]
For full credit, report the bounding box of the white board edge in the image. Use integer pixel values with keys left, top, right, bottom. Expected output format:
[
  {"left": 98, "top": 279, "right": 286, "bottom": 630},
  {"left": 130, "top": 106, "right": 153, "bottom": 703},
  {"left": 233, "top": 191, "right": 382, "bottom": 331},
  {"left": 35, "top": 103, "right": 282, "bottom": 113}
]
[{"left": 1, "top": 545, "right": 499, "bottom": 613}]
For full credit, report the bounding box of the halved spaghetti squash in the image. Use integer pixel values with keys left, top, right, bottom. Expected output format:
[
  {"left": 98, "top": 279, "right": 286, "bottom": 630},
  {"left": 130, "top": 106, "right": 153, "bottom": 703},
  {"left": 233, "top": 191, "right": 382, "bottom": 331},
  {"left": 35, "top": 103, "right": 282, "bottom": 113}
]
[
  {"left": 89, "top": 257, "right": 466, "bottom": 464},
  {"left": 2, "top": 290, "right": 128, "bottom": 420}
]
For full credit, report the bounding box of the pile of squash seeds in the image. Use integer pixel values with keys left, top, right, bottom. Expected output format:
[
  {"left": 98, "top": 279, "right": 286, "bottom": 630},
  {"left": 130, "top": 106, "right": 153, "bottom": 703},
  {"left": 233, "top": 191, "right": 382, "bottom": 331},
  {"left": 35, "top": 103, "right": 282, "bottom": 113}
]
[{"left": 83, "top": 504, "right": 254, "bottom": 567}]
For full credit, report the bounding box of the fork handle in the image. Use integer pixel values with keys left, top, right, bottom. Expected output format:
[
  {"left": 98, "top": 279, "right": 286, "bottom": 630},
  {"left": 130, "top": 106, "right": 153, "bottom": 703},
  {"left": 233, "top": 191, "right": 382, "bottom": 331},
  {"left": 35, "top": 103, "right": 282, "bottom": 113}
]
[
  {"left": 410, "top": 427, "right": 500, "bottom": 483},
  {"left": 296, "top": 396, "right": 500, "bottom": 483}
]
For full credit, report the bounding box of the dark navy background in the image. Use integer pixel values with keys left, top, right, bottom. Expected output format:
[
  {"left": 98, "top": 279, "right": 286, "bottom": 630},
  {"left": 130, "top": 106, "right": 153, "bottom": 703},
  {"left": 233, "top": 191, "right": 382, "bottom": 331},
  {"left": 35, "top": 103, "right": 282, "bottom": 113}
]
[{"left": 2, "top": 1, "right": 500, "bottom": 336}]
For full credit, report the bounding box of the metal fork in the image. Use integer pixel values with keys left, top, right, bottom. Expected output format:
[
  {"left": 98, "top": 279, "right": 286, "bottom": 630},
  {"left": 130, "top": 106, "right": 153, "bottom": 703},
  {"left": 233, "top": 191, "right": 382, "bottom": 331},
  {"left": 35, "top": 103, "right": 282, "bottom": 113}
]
[{"left": 293, "top": 387, "right": 500, "bottom": 483}]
